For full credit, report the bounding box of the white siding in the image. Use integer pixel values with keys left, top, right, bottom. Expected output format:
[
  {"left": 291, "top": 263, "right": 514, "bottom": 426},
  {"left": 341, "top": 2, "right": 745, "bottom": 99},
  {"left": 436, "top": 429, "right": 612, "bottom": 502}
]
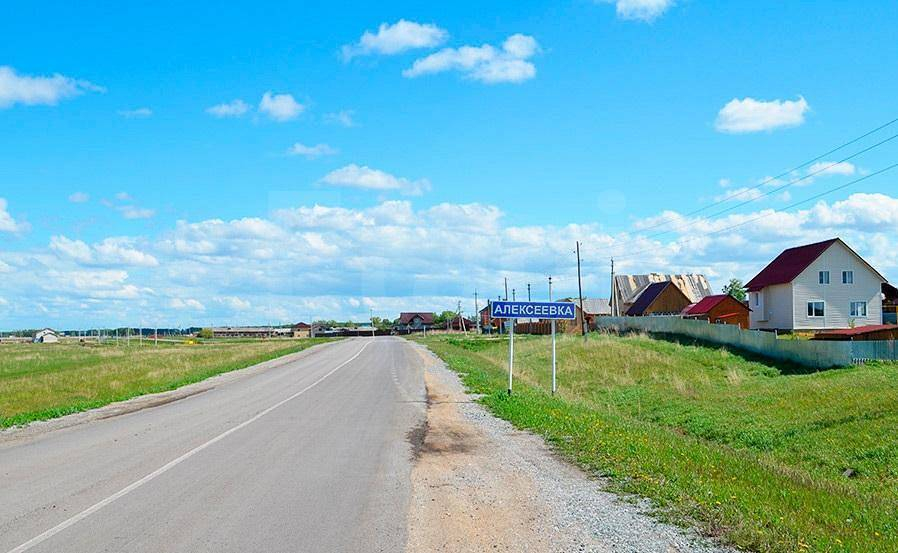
[
  {"left": 750, "top": 284, "right": 793, "bottom": 330},
  {"left": 791, "top": 241, "right": 883, "bottom": 329}
]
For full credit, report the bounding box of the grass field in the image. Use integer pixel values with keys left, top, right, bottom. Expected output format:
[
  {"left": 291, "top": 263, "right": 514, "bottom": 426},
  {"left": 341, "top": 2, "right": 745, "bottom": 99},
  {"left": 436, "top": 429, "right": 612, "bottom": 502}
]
[
  {"left": 0, "top": 338, "right": 333, "bottom": 428},
  {"left": 419, "top": 332, "right": 898, "bottom": 553}
]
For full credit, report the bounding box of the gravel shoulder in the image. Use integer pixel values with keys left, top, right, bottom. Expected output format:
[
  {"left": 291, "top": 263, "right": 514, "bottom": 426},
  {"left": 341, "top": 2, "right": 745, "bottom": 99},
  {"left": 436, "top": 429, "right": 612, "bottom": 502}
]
[{"left": 406, "top": 341, "right": 738, "bottom": 553}]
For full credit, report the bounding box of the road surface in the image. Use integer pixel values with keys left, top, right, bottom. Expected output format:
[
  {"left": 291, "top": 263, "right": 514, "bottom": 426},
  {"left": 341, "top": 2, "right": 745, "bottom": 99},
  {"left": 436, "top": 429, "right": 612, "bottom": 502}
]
[{"left": 0, "top": 338, "right": 425, "bottom": 553}]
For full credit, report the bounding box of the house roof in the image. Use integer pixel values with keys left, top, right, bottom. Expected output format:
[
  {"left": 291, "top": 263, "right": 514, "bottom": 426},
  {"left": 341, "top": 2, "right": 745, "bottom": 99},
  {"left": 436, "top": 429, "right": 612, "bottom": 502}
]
[
  {"left": 746, "top": 239, "right": 838, "bottom": 292},
  {"left": 814, "top": 324, "right": 898, "bottom": 337},
  {"left": 293, "top": 322, "right": 311, "bottom": 329},
  {"left": 746, "top": 238, "right": 887, "bottom": 292},
  {"left": 614, "top": 274, "right": 712, "bottom": 304},
  {"left": 559, "top": 298, "right": 611, "bottom": 316},
  {"left": 626, "top": 281, "right": 672, "bottom": 316},
  {"left": 683, "top": 294, "right": 748, "bottom": 316},
  {"left": 398, "top": 312, "right": 435, "bottom": 325}
]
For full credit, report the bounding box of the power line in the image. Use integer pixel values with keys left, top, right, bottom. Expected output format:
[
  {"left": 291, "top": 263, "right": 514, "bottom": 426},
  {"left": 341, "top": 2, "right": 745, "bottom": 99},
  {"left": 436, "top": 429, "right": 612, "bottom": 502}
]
[
  {"left": 611, "top": 160, "right": 898, "bottom": 261},
  {"left": 605, "top": 130, "right": 898, "bottom": 255},
  {"left": 628, "top": 116, "right": 898, "bottom": 235}
]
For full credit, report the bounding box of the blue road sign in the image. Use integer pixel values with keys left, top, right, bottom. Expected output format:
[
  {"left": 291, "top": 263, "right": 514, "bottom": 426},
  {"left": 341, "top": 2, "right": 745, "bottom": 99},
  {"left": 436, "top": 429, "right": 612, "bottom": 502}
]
[{"left": 490, "top": 301, "right": 577, "bottom": 320}]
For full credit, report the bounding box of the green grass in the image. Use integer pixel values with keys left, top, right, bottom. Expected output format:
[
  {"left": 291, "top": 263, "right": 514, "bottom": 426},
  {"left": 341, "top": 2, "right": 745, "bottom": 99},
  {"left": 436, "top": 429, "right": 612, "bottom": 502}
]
[
  {"left": 418, "top": 332, "right": 898, "bottom": 552},
  {"left": 0, "top": 338, "right": 334, "bottom": 428}
]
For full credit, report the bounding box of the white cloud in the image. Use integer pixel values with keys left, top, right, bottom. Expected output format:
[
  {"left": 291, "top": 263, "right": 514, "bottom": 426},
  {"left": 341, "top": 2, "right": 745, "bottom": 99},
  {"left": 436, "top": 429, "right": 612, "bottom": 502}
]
[
  {"left": 287, "top": 143, "right": 338, "bottom": 159},
  {"left": 206, "top": 99, "right": 250, "bottom": 118},
  {"left": 0, "top": 65, "right": 104, "bottom": 109},
  {"left": 119, "top": 205, "right": 156, "bottom": 220},
  {"left": 115, "top": 191, "right": 133, "bottom": 201},
  {"left": 118, "top": 107, "right": 152, "bottom": 118},
  {"left": 321, "top": 164, "right": 431, "bottom": 196},
  {"left": 342, "top": 20, "right": 448, "bottom": 60},
  {"left": 808, "top": 161, "right": 856, "bottom": 178},
  {"left": 258, "top": 92, "right": 304, "bottom": 122},
  {"left": 215, "top": 296, "right": 251, "bottom": 311},
  {"left": 324, "top": 110, "right": 355, "bottom": 127},
  {"left": 69, "top": 191, "right": 90, "bottom": 203},
  {"left": 0, "top": 198, "right": 28, "bottom": 233},
  {"left": 404, "top": 34, "right": 539, "bottom": 84},
  {"left": 50, "top": 235, "right": 159, "bottom": 267},
  {"left": 169, "top": 298, "right": 206, "bottom": 311},
  {"left": 600, "top": 0, "right": 675, "bottom": 22},
  {"left": 715, "top": 96, "right": 810, "bottom": 133}
]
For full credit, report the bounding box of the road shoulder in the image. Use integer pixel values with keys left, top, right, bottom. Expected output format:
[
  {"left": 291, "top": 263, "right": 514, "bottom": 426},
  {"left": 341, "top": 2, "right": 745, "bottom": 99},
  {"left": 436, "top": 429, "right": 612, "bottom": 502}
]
[{"left": 406, "top": 342, "right": 735, "bottom": 553}]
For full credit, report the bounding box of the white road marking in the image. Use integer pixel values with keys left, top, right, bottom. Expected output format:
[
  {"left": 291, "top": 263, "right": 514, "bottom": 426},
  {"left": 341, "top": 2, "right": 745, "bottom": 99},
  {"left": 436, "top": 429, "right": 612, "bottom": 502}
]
[{"left": 6, "top": 340, "right": 372, "bottom": 553}]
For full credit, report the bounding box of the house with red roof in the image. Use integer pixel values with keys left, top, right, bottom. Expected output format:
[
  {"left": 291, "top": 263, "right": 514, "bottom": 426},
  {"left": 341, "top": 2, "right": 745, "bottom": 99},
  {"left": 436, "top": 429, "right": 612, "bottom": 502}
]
[
  {"left": 746, "top": 238, "right": 887, "bottom": 331},
  {"left": 682, "top": 294, "right": 751, "bottom": 329},
  {"left": 395, "top": 312, "right": 435, "bottom": 332}
]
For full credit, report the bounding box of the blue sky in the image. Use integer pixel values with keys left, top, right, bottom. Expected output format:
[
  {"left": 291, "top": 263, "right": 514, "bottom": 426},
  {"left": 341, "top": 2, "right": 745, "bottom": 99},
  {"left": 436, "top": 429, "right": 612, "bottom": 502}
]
[{"left": 2, "top": 1, "right": 897, "bottom": 328}]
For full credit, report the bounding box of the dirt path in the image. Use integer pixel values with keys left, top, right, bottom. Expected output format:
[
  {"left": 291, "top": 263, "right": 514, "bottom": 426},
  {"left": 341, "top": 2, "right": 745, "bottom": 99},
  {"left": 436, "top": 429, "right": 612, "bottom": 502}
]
[{"left": 406, "top": 343, "right": 735, "bottom": 553}]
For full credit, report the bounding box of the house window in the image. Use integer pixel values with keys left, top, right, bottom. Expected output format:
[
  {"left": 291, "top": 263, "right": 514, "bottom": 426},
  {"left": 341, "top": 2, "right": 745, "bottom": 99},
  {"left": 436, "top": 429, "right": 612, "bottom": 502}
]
[
  {"left": 842, "top": 271, "right": 854, "bottom": 284},
  {"left": 754, "top": 293, "right": 759, "bottom": 306},
  {"left": 850, "top": 301, "right": 867, "bottom": 317},
  {"left": 818, "top": 271, "right": 830, "bottom": 284},
  {"left": 807, "top": 301, "right": 825, "bottom": 317}
]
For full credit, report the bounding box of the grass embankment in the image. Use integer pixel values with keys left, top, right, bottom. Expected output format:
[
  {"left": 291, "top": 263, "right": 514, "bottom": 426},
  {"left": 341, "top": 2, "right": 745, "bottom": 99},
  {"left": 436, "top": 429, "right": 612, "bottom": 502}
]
[
  {"left": 0, "top": 338, "right": 333, "bottom": 428},
  {"left": 419, "top": 332, "right": 898, "bottom": 553}
]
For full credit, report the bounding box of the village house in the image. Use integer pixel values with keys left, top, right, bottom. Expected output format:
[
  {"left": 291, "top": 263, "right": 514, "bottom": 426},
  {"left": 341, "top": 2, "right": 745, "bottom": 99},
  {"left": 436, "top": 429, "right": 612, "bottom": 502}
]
[
  {"left": 395, "top": 312, "right": 435, "bottom": 332},
  {"left": 33, "top": 328, "right": 60, "bottom": 344},
  {"left": 682, "top": 294, "right": 751, "bottom": 329},
  {"left": 558, "top": 298, "right": 611, "bottom": 333},
  {"left": 612, "top": 273, "right": 712, "bottom": 316},
  {"left": 625, "top": 281, "right": 692, "bottom": 316},
  {"left": 746, "top": 238, "right": 887, "bottom": 331}
]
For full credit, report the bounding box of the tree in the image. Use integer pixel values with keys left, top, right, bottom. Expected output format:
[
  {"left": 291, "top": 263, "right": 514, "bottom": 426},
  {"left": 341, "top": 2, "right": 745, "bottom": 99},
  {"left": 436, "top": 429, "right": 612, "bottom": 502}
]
[
  {"left": 434, "top": 311, "right": 458, "bottom": 325},
  {"left": 722, "top": 278, "right": 747, "bottom": 302},
  {"left": 198, "top": 328, "right": 214, "bottom": 339}
]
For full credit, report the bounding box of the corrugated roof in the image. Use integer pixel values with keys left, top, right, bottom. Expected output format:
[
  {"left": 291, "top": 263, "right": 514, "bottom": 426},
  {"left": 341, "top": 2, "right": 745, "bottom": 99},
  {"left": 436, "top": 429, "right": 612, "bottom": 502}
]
[
  {"left": 745, "top": 239, "right": 838, "bottom": 292},
  {"left": 614, "top": 274, "right": 712, "bottom": 305},
  {"left": 684, "top": 294, "right": 730, "bottom": 315},
  {"left": 559, "top": 298, "right": 611, "bottom": 315},
  {"left": 815, "top": 324, "right": 898, "bottom": 337},
  {"left": 626, "top": 281, "right": 671, "bottom": 316}
]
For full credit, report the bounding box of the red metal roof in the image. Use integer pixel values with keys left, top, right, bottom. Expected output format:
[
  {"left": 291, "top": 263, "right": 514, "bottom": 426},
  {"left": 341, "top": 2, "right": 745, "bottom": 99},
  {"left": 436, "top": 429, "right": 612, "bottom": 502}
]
[
  {"left": 683, "top": 294, "right": 729, "bottom": 315},
  {"left": 745, "top": 239, "right": 838, "bottom": 292},
  {"left": 398, "top": 312, "right": 435, "bottom": 325},
  {"left": 815, "top": 324, "right": 898, "bottom": 337}
]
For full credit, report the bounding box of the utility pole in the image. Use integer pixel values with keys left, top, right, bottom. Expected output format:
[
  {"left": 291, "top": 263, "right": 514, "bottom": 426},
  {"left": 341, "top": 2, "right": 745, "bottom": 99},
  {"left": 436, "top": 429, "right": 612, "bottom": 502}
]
[
  {"left": 549, "top": 275, "right": 557, "bottom": 394},
  {"left": 474, "top": 290, "right": 480, "bottom": 333},
  {"left": 610, "top": 257, "right": 616, "bottom": 317},
  {"left": 527, "top": 283, "right": 532, "bottom": 334},
  {"left": 576, "top": 241, "right": 586, "bottom": 338},
  {"left": 504, "top": 278, "right": 509, "bottom": 301},
  {"left": 512, "top": 288, "right": 516, "bottom": 301}
]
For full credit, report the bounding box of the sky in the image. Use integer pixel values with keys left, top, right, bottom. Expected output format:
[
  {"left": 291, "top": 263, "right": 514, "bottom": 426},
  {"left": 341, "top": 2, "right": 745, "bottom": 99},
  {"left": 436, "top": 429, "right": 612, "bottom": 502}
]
[{"left": 2, "top": 0, "right": 898, "bottom": 329}]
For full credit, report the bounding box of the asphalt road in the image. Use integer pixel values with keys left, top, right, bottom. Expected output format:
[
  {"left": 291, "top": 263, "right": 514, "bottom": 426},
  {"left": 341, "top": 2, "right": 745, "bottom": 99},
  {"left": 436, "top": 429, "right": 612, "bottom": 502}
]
[{"left": 0, "top": 338, "right": 425, "bottom": 553}]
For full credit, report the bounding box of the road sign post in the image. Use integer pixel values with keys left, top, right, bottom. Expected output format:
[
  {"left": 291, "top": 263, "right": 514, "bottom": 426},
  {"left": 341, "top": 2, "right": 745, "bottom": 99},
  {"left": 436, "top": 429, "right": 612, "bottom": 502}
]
[{"left": 490, "top": 301, "right": 576, "bottom": 396}]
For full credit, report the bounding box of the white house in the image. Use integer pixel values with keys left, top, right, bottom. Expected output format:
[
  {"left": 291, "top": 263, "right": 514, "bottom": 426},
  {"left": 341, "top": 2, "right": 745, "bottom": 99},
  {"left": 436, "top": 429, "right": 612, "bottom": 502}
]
[
  {"left": 746, "top": 238, "right": 887, "bottom": 331},
  {"left": 33, "top": 328, "right": 60, "bottom": 344}
]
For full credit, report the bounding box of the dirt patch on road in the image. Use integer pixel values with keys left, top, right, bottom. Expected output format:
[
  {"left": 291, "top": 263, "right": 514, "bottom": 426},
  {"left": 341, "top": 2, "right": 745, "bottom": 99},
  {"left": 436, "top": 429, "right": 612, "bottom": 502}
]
[{"left": 406, "top": 365, "right": 557, "bottom": 552}]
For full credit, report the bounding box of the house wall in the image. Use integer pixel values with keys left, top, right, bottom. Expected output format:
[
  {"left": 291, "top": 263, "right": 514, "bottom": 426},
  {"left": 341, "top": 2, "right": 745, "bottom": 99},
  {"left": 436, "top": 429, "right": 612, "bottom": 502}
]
[
  {"left": 644, "top": 285, "right": 691, "bottom": 315},
  {"left": 703, "top": 296, "right": 750, "bottom": 329},
  {"left": 750, "top": 284, "right": 793, "bottom": 330},
  {"left": 791, "top": 242, "right": 883, "bottom": 330}
]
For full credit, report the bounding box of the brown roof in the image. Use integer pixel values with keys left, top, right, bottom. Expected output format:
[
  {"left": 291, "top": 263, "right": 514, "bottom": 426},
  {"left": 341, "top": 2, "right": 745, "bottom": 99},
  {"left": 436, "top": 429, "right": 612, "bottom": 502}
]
[
  {"left": 814, "top": 324, "right": 898, "bottom": 337},
  {"left": 398, "top": 312, "right": 435, "bottom": 325}
]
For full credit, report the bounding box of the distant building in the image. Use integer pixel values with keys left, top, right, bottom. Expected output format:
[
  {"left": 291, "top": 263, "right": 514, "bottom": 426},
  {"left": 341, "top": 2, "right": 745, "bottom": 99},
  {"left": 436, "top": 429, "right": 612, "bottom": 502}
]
[
  {"left": 33, "top": 328, "right": 60, "bottom": 344},
  {"left": 613, "top": 274, "right": 712, "bottom": 316},
  {"left": 396, "top": 312, "right": 435, "bottom": 331},
  {"left": 682, "top": 294, "right": 751, "bottom": 329},
  {"left": 813, "top": 324, "right": 898, "bottom": 341},
  {"left": 558, "top": 298, "right": 611, "bottom": 332},
  {"left": 292, "top": 322, "right": 312, "bottom": 338},
  {"left": 625, "top": 281, "right": 692, "bottom": 316},
  {"left": 210, "top": 326, "right": 293, "bottom": 338},
  {"left": 883, "top": 283, "right": 898, "bottom": 325},
  {"left": 746, "top": 238, "right": 887, "bottom": 331},
  {"left": 445, "top": 315, "right": 475, "bottom": 331}
]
